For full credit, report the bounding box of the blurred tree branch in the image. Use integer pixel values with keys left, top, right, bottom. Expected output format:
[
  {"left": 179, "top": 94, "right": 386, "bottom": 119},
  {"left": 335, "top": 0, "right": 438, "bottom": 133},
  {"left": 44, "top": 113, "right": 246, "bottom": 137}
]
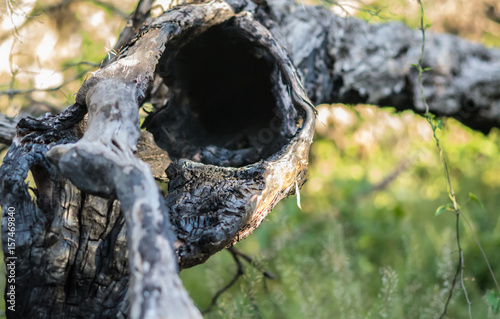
[
  {"left": 0, "top": 69, "right": 91, "bottom": 98},
  {"left": 0, "top": 0, "right": 128, "bottom": 43},
  {"left": 274, "top": 1, "right": 500, "bottom": 133},
  {"left": 0, "top": 114, "right": 18, "bottom": 145},
  {"left": 101, "top": 0, "right": 155, "bottom": 67},
  {"left": 1, "top": 0, "right": 500, "bottom": 318}
]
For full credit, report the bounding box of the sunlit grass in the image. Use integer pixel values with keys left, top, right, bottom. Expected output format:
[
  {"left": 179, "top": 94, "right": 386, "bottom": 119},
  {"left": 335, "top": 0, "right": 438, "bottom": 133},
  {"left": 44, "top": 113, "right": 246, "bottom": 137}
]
[
  {"left": 1, "top": 0, "right": 500, "bottom": 317},
  {"left": 182, "top": 105, "right": 500, "bottom": 318}
]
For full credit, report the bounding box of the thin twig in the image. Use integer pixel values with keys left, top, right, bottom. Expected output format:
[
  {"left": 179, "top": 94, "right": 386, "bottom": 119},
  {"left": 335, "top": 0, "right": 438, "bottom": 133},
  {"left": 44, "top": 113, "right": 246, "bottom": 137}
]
[
  {"left": 85, "top": 0, "right": 128, "bottom": 18},
  {"left": 460, "top": 249, "right": 473, "bottom": 318},
  {"left": 202, "top": 248, "right": 276, "bottom": 314},
  {"left": 62, "top": 61, "right": 100, "bottom": 71},
  {"left": 0, "top": 69, "right": 90, "bottom": 98},
  {"left": 461, "top": 213, "right": 500, "bottom": 291},
  {"left": 0, "top": 0, "right": 128, "bottom": 44},
  {"left": 320, "top": 0, "right": 384, "bottom": 18},
  {"left": 5, "top": 0, "right": 20, "bottom": 38},
  {"left": 229, "top": 247, "right": 276, "bottom": 279},
  {"left": 439, "top": 213, "right": 463, "bottom": 319},
  {"left": 414, "top": 1, "right": 471, "bottom": 317},
  {"left": 364, "top": 159, "right": 410, "bottom": 195},
  {"left": 202, "top": 249, "right": 244, "bottom": 314}
]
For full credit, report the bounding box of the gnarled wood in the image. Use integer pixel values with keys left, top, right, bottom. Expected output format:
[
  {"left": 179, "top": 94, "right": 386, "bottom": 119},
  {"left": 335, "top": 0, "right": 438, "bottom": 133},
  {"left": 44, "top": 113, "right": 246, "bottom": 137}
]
[
  {"left": 1, "top": 1, "right": 314, "bottom": 317},
  {"left": 2, "top": 0, "right": 500, "bottom": 318},
  {"left": 272, "top": 1, "right": 500, "bottom": 133}
]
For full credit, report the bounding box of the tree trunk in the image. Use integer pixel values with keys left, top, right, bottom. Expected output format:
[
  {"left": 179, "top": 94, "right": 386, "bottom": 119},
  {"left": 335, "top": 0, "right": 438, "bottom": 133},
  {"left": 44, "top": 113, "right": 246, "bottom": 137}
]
[
  {"left": 0, "top": 1, "right": 314, "bottom": 317},
  {"left": 1, "top": 0, "right": 500, "bottom": 318}
]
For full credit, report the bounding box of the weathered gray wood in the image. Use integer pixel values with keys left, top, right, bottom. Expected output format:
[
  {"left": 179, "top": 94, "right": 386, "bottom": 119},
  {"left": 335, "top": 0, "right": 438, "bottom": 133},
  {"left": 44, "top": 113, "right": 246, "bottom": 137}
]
[
  {"left": 0, "top": 114, "right": 18, "bottom": 145},
  {"left": 2, "top": 0, "right": 500, "bottom": 318},
  {"left": 48, "top": 79, "right": 202, "bottom": 318},
  {"left": 270, "top": 1, "right": 500, "bottom": 133},
  {"left": 1, "top": 0, "right": 316, "bottom": 317}
]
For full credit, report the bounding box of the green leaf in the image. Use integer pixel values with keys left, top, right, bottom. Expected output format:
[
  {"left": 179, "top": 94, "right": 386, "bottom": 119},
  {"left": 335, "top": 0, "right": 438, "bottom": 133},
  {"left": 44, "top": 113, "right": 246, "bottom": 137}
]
[
  {"left": 436, "top": 119, "right": 443, "bottom": 130},
  {"left": 411, "top": 64, "right": 423, "bottom": 72},
  {"left": 435, "top": 205, "right": 447, "bottom": 216},
  {"left": 469, "top": 192, "right": 484, "bottom": 208},
  {"left": 423, "top": 67, "right": 433, "bottom": 72},
  {"left": 486, "top": 291, "right": 500, "bottom": 314}
]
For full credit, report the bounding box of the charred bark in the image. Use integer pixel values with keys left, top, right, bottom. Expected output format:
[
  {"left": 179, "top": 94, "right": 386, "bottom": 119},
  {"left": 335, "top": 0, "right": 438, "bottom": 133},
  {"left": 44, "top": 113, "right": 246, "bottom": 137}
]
[
  {"left": 271, "top": 1, "right": 500, "bottom": 133},
  {"left": 1, "top": 0, "right": 500, "bottom": 318},
  {"left": 1, "top": 1, "right": 314, "bottom": 317},
  {"left": 2, "top": 1, "right": 500, "bottom": 146}
]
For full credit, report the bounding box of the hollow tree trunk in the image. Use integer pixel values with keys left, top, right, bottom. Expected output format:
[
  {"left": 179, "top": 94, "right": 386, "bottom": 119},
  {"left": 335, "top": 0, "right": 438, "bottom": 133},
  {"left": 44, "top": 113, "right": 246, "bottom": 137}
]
[
  {"left": 1, "top": 0, "right": 500, "bottom": 318},
  {"left": 0, "top": 1, "right": 314, "bottom": 318}
]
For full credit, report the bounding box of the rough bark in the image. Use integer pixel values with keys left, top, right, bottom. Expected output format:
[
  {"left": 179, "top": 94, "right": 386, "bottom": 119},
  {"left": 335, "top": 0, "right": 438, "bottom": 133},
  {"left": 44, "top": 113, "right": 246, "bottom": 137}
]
[
  {"left": 271, "top": 0, "right": 500, "bottom": 133},
  {"left": 1, "top": 0, "right": 500, "bottom": 318},
  {"left": 1, "top": 0, "right": 314, "bottom": 317},
  {"left": 0, "top": 114, "right": 18, "bottom": 145},
  {"left": 2, "top": 1, "right": 500, "bottom": 146}
]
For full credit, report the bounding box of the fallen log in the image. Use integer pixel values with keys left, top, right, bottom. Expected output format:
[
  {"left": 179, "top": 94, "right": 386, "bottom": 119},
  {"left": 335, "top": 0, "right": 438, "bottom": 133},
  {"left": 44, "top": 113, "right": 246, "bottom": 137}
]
[
  {"left": 0, "top": 1, "right": 315, "bottom": 317},
  {"left": 3, "top": 0, "right": 500, "bottom": 317}
]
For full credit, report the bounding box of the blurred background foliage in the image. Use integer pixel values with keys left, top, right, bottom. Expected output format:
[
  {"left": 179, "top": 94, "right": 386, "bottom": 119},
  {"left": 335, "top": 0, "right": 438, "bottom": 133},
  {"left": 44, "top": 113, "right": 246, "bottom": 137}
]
[
  {"left": 1, "top": 0, "right": 500, "bottom": 318},
  {"left": 183, "top": 105, "right": 500, "bottom": 318}
]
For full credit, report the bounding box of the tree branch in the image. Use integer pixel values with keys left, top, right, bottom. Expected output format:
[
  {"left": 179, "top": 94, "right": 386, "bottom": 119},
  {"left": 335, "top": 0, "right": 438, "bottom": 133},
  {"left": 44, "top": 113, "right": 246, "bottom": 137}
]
[
  {"left": 271, "top": 1, "right": 500, "bottom": 133},
  {"left": 0, "top": 114, "right": 18, "bottom": 145},
  {"left": 100, "top": 0, "right": 156, "bottom": 68},
  {"left": 48, "top": 79, "right": 202, "bottom": 318},
  {"left": 4, "top": 1, "right": 499, "bottom": 318}
]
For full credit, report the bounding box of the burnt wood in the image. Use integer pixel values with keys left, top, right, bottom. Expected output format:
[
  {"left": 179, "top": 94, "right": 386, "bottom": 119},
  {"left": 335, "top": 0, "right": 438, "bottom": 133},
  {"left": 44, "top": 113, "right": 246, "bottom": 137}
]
[{"left": 1, "top": 0, "right": 500, "bottom": 318}]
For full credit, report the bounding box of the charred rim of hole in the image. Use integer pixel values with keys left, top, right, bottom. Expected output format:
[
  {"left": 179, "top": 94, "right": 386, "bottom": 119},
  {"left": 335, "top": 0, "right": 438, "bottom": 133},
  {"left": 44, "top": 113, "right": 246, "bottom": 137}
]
[{"left": 144, "top": 18, "right": 302, "bottom": 168}]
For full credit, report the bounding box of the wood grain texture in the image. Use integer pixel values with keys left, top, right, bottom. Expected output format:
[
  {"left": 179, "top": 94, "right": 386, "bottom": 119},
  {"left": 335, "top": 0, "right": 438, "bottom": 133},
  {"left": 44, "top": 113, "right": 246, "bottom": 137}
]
[
  {"left": 1, "top": 1, "right": 314, "bottom": 317},
  {"left": 0, "top": 114, "right": 18, "bottom": 145},
  {"left": 1, "top": 0, "right": 500, "bottom": 318},
  {"left": 271, "top": 1, "right": 500, "bottom": 133}
]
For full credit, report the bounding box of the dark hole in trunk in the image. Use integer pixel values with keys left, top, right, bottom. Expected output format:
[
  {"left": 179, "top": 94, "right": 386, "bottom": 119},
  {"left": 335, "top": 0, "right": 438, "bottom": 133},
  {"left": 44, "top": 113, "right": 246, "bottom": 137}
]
[{"left": 144, "top": 19, "right": 299, "bottom": 167}]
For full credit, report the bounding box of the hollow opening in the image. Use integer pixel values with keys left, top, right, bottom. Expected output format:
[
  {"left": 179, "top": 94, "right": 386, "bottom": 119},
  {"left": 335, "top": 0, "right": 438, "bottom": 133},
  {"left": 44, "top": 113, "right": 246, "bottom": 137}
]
[{"left": 145, "top": 19, "right": 299, "bottom": 167}]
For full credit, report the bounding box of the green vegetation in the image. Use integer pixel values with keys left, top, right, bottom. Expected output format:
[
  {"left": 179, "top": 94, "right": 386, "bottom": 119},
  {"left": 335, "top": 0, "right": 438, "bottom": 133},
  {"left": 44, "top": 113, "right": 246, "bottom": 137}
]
[
  {"left": 353, "top": 0, "right": 500, "bottom": 47},
  {"left": 2, "top": 0, "right": 500, "bottom": 318},
  {"left": 181, "top": 3, "right": 500, "bottom": 317},
  {"left": 182, "top": 105, "right": 500, "bottom": 318}
]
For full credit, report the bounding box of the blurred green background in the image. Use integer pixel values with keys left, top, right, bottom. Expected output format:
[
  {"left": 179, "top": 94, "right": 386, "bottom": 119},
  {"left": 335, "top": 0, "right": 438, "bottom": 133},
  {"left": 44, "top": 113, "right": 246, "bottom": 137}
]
[
  {"left": 1, "top": 0, "right": 500, "bottom": 318},
  {"left": 181, "top": 105, "right": 500, "bottom": 318}
]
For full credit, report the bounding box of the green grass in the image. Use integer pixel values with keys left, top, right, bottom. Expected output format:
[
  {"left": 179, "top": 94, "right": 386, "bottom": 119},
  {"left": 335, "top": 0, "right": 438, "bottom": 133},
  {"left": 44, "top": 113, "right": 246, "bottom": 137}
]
[
  {"left": 181, "top": 105, "right": 500, "bottom": 318},
  {"left": 2, "top": 1, "right": 500, "bottom": 318}
]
